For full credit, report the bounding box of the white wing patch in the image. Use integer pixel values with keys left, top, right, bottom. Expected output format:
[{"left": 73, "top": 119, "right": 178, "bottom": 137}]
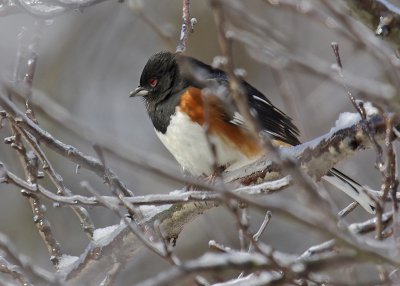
[
  {"left": 229, "top": 112, "right": 245, "bottom": 126},
  {"left": 262, "top": 130, "right": 280, "bottom": 138},
  {"left": 252, "top": 94, "right": 270, "bottom": 105},
  {"left": 229, "top": 111, "right": 280, "bottom": 140},
  {"left": 228, "top": 94, "right": 290, "bottom": 142}
]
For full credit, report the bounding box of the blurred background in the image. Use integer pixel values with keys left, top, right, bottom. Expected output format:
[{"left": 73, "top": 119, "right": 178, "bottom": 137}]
[{"left": 0, "top": 0, "right": 396, "bottom": 284}]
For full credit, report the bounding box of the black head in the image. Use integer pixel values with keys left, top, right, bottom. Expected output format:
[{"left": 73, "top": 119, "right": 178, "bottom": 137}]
[{"left": 130, "top": 51, "right": 183, "bottom": 105}]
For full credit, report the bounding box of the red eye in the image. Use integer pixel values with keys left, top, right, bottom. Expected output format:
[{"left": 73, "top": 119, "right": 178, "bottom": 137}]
[{"left": 149, "top": 78, "right": 158, "bottom": 88}]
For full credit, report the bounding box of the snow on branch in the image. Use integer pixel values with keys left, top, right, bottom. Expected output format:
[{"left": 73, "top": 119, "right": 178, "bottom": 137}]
[
  {"left": 0, "top": 82, "right": 398, "bottom": 284},
  {"left": 2, "top": 1, "right": 400, "bottom": 285},
  {"left": 135, "top": 246, "right": 360, "bottom": 286},
  {"left": 0, "top": 0, "right": 111, "bottom": 18},
  {"left": 224, "top": 105, "right": 389, "bottom": 183},
  {"left": 176, "top": 0, "right": 196, "bottom": 54},
  {"left": 0, "top": 88, "right": 385, "bottom": 284}
]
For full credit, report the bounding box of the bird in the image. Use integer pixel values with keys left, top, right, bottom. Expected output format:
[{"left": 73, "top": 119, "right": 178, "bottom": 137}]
[{"left": 130, "top": 51, "right": 375, "bottom": 214}]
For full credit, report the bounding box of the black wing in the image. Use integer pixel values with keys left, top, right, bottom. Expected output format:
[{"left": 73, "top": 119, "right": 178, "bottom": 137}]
[
  {"left": 181, "top": 56, "right": 300, "bottom": 146},
  {"left": 242, "top": 81, "right": 300, "bottom": 145}
]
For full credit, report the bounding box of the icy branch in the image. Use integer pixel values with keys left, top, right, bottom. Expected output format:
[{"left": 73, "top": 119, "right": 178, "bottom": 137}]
[
  {"left": 0, "top": 0, "right": 111, "bottom": 18},
  {"left": 176, "top": 0, "right": 195, "bottom": 53},
  {"left": 56, "top": 105, "right": 396, "bottom": 284},
  {"left": 135, "top": 247, "right": 360, "bottom": 286}
]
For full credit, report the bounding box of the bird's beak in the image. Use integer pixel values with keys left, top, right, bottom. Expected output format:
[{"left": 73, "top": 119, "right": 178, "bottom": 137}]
[{"left": 129, "top": 86, "right": 149, "bottom": 97}]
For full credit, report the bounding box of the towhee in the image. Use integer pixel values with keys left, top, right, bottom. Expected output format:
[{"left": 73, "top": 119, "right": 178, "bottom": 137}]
[{"left": 130, "top": 51, "right": 375, "bottom": 214}]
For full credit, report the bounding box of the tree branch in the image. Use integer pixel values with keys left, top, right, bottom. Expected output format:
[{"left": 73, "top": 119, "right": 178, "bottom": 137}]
[
  {"left": 176, "top": 0, "right": 194, "bottom": 53},
  {"left": 341, "top": 0, "right": 400, "bottom": 51},
  {"left": 58, "top": 107, "right": 398, "bottom": 284},
  {"left": 0, "top": 233, "right": 60, "bottom": 285},
  {"left": 0, "top": 87, "right": 134, "bottom": 199}
]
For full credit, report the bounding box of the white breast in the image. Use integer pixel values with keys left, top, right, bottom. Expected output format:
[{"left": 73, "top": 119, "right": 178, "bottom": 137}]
[{"left": 156, "top": 110, "right": 257, "bottom": 176}]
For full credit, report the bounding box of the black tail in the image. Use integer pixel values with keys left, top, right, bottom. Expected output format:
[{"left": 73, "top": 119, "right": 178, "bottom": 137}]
[{"left": 323, "top": 168, "right": 375, "bottom": 214}]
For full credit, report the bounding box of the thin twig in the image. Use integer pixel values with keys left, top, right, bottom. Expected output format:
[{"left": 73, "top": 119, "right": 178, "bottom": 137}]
[
  {"left": 176, "top": 0, "right": 194, "bottom": 53},
  {"left": 6, "top": 21, "right": 63, "bottom": 268},
  {"left": 92, "top": 145, "right": 141, "bottom": 224},
  {"left": 263, "top": 0, "right": 353, "bottom": 41},
  {"left": 348, "top": 212, "right": 393, "bottom": 235},
  {"left": 135, "top": 248, "right": 360, "bottom": 286},
  {"left": 323, "top": 0, "right": 400, "bottom": 88},
  {"left": 0, "top": 163, "right": 291, "bottom": 208},
  {"left": 135, "top": 252, "right": 274, "bottom": 286},
  {"left": 253, "top": 211, "right": 272, "bottom": 242},
  {"left": 338, "top": 201, "right": 359, "bottom": 218},
  {"left": 81, "top": 181, "right": 166, "bottom": 259},
  {"left": 0, "top": 233, "right": 59, "bottom": 285},
  {"left": 0, "top": 89, "right": 133, "bottom": 198},
  {"left": 22, "top": 21, "right": 41, "bottom": 115},
  {"left": 382, "top": 114, "right": 399, "bottom": 210},
  {"left": 0, "top": 256, "right": 32, "bottom": 286},
  {"left": 4, "top": 121, "right": 62, "bottom": 267},
  {"left": 246, "top": 210, "right": 272, "bottom": 268},
  {"left": 227, "top": 192, "right": 399, "bottom": 266},
  {"left": 10, "top": 0, "right": 110, "bottom": 18},
  {"left": 298, "top": 239, "right": 336, "bottom": 260},
  {"left": 10, "top": 119, "right": 94, "bottom": 238},
  {"left": 208, "top": 240, "right": 232, "bottom": 253}
]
